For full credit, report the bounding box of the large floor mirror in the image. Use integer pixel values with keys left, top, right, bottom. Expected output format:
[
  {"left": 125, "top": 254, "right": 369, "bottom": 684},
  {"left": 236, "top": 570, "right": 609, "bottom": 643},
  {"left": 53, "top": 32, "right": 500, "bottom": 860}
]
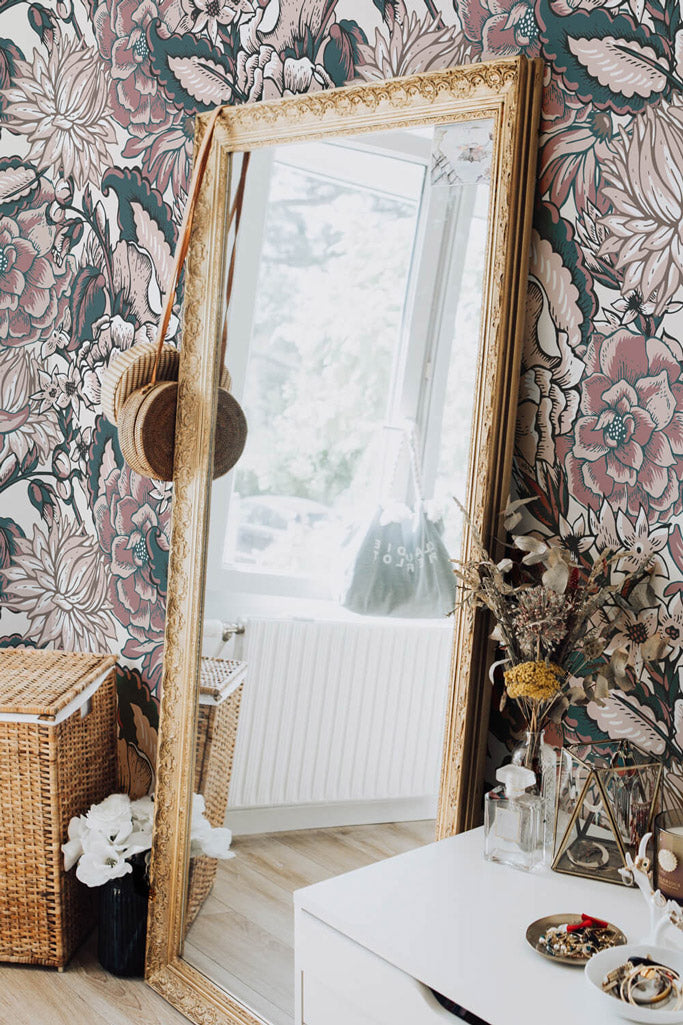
[{"left": 146, "top": 58, "right": 542, "bottom": 1025}]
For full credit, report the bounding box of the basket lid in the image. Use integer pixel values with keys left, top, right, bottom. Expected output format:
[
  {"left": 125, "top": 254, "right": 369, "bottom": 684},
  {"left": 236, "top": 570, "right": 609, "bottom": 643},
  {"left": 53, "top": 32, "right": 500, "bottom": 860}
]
[
  {"left": 0, "top": 650, "right": 117, "bottom": 718},
  {"left": 199, "top": 656, "right": 247, "bottom": 705}
]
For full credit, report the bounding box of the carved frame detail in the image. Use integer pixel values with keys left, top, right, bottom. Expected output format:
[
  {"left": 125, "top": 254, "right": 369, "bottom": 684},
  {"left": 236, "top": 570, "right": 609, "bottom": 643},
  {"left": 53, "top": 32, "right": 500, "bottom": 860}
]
[{"left": 146, "top": 57, "right": 543, "bottom": 1025}]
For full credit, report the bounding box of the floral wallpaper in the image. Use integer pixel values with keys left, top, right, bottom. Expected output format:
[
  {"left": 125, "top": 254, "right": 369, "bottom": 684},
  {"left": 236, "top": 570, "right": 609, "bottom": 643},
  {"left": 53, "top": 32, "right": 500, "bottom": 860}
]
[{"left": 0, "top": 0, "right": 682, "bottom": 793}]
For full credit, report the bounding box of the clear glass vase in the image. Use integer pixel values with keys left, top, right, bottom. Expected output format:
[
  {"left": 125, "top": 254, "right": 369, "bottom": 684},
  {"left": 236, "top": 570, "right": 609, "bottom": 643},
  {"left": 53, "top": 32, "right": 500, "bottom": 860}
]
[{"left": 512, "top": 729, "right": 557, "bottom": 866}]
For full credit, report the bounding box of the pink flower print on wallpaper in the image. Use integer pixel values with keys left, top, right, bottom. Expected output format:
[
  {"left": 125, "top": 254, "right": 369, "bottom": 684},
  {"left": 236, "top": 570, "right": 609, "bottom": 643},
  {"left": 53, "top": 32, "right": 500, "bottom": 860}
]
[
  {"left": 565, "top": 329, "right": 683, "bottom": 519},
  {"left": 236, "top": 3, "right": 334, "bottom": 101},
  {"left": 614, "top": 506, "right": 670, "bottom": 574},
  {"left": 540, "top": 107, "right": 614, "bottom": 213},
  {"left": 355, "top": 0, "right": 468, "bottom": 81},
  {"left": 2, "top": 514, "right": 118, "bottom": 650},
  {"left": 600, "top": 102, "right": 683, "bottom": 316},
  {"left": 3, "top": 31, "right": 116, "bottom": 188},
  {"left": 516, "top": 220, "right": 588, "bottom": 469},
  {"left": 661, "top": 594, "right": 683, "bottom": 653},
  {"left": 94, "top": 459, "right": 170, "bottom": 689},
  {"left": 0, "top": 199, "right": 73, "bottom": 348},
  {"left": 459, "top": 0, "right": 542, "bottom": 58},
  {"left": 0, "top": 348, "right": 59, "bottom": 470},
  {"left": 80, "top": 315, "right": 156, "bottom": 409},
  {"left": 122, "top": 109, "right": 195, "bottom": 195},
  {"left": 191, "top": 0, "right": 252, "bottom": 46},
  {"left": 92, "top": 0, "right": 178, "bottom": 133}
]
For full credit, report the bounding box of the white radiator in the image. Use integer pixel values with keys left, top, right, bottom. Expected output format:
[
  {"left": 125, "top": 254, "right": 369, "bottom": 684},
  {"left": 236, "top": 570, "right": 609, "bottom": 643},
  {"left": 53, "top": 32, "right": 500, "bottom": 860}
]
[{"left": 226, "top": 617, "right": 453, "bottom": 834}]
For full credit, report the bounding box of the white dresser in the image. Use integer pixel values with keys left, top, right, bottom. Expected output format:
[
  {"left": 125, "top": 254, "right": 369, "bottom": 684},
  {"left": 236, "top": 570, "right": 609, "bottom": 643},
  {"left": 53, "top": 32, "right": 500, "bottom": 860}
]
[{"left": 294, "top": 827, "right": 658, "bottom": 1025}]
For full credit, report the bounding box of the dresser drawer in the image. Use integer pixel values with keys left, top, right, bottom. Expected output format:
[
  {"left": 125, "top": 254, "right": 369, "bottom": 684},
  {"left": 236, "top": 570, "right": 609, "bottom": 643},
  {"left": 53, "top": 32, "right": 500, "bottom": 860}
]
[{"left": 296, "top": 911, "right": 459, "bottom": 1025}]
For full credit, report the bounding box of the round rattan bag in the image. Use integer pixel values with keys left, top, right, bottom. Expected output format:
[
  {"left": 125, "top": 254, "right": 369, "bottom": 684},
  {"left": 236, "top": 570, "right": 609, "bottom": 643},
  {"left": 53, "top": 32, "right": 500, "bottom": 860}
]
[
  {"left": 100, "top": 342, "right": 180, "bottom": 426},
  {"left": 100, "top": 108, "right": 249, "bottom": 483},
  {"left": 118, "top": 380, "right": 247, "bottom": 481}
]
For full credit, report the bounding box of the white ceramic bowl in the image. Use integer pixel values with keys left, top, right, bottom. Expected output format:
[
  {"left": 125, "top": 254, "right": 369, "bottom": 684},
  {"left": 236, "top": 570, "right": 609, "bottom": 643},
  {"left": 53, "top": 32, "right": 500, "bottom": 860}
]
[{"left": 585, "top": 944, "right": 683, "bottom": 1024}]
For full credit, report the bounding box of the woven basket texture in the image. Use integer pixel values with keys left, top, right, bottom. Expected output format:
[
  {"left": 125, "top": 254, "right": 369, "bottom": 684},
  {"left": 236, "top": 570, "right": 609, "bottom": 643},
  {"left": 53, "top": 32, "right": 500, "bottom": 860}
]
[
  {"left": 100, "top": 342, "right": 179, "bottom": 425},
  {"left": 214, "top": 389, "right": 248, "bottom": 480},
  {"left": 186, "top": 657, "right": 245, "bottom": 928},
  {"left": 0, "top": 650, "right": 117, "bottom": 967},
  {"left": 118, "top": 380, "right": 247, "bottom": 483},
  {"left": 0, "top": 650, "right": 116, "bottom": 716},
  {"left": 132, "top": 381, "right": 178, "bottom": 480},
  {"left": 118, "top": 381, "right": 177, "bottom": 481}
]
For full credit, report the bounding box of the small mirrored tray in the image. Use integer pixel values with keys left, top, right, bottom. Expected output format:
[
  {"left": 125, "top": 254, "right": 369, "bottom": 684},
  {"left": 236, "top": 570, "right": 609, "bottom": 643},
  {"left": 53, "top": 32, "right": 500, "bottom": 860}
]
[{"left": 526, "top": 913, "right": 627, "bottom": 966}]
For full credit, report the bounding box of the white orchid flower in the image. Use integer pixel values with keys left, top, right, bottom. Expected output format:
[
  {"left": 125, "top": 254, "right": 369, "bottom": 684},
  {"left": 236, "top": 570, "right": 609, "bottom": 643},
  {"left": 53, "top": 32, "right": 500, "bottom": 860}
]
[
  {"left": 496, "top": 558, "right": 513, "bottom": 574},
  {"left": 190, "top": 823, "right": 236, "bottom": 860},
  {"left": 191, "top": 792, "right": 208, "bottom": 820},
  {"left": 85, "top": 793, "right": 134, "bottom": 845},
  {"left": 123, "top": 829, "right": 153, "bottom": 859},
  {"left": 189, "top": 793, "right": 235, "bottom": 860},
  {"left": 75, "top": 833, "right": 133, "bottom": 888},
  {"left": 130, "top": 795, "right": 154, "bottom": 830},
  {"left": 64, "top": 792, "right": 154, "bottom": 881},
  {"left": 62, "top": 815, "right": 88, "bottom": 872},
  {"left": 65, "top": 790, "right": 232, "bottom": 885}
]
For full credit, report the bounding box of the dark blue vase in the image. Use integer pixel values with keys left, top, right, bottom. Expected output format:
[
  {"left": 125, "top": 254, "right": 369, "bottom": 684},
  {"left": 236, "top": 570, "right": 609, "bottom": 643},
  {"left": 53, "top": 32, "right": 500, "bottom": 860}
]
[{"left": 97, "top": 853, "right": 149, "bottom": 977}]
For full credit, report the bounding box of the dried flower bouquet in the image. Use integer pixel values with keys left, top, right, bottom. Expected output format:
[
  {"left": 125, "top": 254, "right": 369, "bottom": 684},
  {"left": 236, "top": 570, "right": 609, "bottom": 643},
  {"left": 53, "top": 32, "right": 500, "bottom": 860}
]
[{"left": 453, "top": 499, "right": 663, "bottom": 732}]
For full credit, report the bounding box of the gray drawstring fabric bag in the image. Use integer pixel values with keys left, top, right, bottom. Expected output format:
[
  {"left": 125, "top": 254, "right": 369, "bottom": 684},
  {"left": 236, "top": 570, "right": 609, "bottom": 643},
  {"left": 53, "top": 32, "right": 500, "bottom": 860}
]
[{"left": 341, "top": 429, "right": 456, "bottom": 618}]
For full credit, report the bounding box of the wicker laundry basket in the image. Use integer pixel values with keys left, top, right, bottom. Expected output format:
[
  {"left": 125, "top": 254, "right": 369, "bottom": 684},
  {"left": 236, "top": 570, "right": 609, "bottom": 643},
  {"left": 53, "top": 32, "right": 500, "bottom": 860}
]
[
  {"left": 0, "top": 649, "right": 118, "bottom": 968},
  {"left": 186, "top": 656, "right": 246, "bottom": 928}
]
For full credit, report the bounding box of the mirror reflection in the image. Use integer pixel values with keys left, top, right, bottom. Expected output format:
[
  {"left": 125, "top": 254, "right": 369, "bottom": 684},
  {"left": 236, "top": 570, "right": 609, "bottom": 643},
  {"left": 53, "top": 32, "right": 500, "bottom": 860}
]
[{"left": 183, "top": 119, "right": 492, "bottom": 1025}]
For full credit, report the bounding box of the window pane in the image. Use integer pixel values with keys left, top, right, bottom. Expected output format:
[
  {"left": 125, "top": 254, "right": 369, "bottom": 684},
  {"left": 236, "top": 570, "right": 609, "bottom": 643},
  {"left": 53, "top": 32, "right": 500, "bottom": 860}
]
[
  {"left": 225, "top": 142, "right": 424, "bottom": 584},
  {"left": 433, "top": 183, "right": 489, "bottom": 557}
]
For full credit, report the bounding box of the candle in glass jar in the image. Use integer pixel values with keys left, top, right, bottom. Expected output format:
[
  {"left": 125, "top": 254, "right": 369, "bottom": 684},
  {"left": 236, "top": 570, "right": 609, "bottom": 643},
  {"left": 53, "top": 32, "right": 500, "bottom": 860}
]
[{"left": 655, "top": 811, "right": 683, "bottom": 903}]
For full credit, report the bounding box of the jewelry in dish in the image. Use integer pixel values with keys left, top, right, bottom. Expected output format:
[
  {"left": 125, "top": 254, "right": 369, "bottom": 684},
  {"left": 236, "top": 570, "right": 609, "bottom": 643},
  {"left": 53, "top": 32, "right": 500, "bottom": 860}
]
[
  {"left": 526, "top": 913, "right": 626, "bottom": 965},
  {"left": 602, "top": 956, "right": 683, "bottom": 1011}
]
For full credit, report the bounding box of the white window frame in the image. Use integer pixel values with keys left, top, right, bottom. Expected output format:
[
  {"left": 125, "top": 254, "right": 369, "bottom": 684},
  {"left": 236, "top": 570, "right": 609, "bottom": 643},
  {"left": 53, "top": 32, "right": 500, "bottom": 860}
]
[{"left": 204, "top": 132, "right": 484, "bottom": 619}]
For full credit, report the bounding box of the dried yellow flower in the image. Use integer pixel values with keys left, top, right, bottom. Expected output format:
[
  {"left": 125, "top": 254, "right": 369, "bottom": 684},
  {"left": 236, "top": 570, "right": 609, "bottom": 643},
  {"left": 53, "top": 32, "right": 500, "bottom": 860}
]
[{"left": 504, "top": 660, "right": 563, "bottom": 702}]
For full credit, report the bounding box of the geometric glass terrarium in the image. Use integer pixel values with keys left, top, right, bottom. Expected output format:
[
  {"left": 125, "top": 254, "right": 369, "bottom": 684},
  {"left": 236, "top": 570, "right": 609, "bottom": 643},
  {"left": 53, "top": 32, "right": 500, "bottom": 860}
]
[{"left": 553, "top": 740, "right": 663, "bottom": 886}]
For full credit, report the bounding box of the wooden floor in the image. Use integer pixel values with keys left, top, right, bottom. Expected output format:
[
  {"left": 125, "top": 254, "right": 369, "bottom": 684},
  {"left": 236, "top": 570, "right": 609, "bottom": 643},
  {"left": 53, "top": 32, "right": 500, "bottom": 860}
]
[
  {"left": 0, "top": 821, "right": 434, "bottom": 1025},
  {"left": 0, "top": 931, "right": 189, "bottom": 1025},
  {"left": 184, "top": 820, "right": 435, "bottom": 1025}
]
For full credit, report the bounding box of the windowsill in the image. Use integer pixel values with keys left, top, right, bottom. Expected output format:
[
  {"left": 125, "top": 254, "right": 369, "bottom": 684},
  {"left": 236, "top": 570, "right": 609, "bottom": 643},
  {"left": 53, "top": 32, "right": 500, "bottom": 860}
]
[{"left": 204, "top": 589, "right": 455, "bottom": 627}]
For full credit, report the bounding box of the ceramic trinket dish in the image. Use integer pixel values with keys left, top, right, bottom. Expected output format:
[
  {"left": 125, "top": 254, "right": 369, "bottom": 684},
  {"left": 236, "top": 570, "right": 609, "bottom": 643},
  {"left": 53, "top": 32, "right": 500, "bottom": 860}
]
[{"left": 586, "top": 945, "right": 683, "bottom": 1023}]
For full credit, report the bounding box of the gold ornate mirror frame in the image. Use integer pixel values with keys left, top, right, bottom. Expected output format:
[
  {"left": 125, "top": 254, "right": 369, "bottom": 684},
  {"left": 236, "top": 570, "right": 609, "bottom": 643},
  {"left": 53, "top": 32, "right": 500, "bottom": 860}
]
[{"left": 146, "top": 56, "right": 542, "bottom": 1024}]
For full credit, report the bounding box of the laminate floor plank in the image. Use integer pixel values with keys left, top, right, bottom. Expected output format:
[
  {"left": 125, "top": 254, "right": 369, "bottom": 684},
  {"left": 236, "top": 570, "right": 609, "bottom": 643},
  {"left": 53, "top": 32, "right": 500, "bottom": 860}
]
[
  {"left": 0, "top": 932, "right": 189, "bottom": 1025},
  {"left": 185, "top": 903, "right": 292, "bottom": 1010},
  {"left": 278, "top": 822, "right": 431, "bottom": 874},
  {"left": 224, "top": 834, "right": 336, "bottom": 891},
  {"left": 205, "top": 859, "right": 294, "bottom": 945},
  {"left": 184, "top": 942, "right": 289, "bottom": 1025},
  {"left": 380, "top": 819, "right": 436, "bottom": 849}
]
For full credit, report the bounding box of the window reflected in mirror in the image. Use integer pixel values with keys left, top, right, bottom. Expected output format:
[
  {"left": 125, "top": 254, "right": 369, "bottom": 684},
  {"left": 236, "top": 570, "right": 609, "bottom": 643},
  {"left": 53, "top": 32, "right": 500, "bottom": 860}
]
[{"left": 208, "top": 121, "right": 491, "bottom": 616}]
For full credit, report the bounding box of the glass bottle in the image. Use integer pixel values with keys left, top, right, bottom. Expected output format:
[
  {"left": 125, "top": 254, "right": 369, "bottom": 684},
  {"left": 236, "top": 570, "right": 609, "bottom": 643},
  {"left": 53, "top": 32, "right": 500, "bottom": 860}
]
[
  {"left": 512, "top": 730, "right": 557, "bottom": 866},
  {"left": 484, "top": 764, "right": 542, "bottom": 870}
]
